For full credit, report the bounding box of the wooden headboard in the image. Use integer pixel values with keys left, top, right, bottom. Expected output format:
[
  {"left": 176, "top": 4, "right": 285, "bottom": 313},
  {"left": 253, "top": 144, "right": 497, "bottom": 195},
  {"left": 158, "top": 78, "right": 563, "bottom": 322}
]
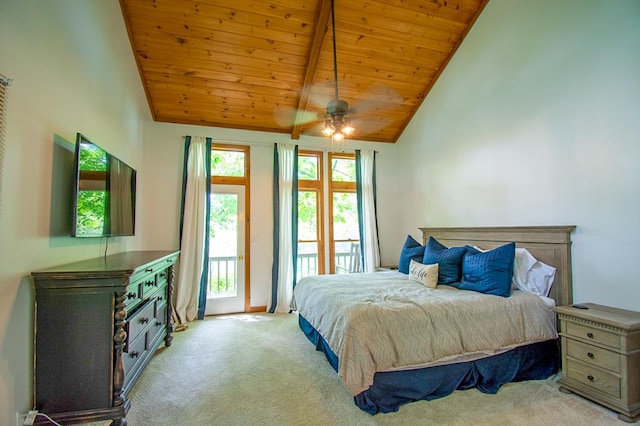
[{"left": 419, "top": 226, "right": 576, "bottom": 307}]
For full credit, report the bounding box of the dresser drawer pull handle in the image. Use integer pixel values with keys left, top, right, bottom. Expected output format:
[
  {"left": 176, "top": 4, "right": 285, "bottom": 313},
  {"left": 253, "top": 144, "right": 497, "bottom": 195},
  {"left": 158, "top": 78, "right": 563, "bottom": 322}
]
[
  {"left": 587, "top": 374, "right": 594, "bottom": 381},
  {"left": 145, "top": 267, "right": 154, "bottom": 272},
  {"left": 157, "top": 296, "right": 163, "bottom": 301},
  {"left": 130, "top": 351, "right": 140, "bottom": 358},
  {"left": 586, "top": 332, "right": 594, "bottom": 339},
  {"left": 587, "top": 352, "right": 594, "bottom": 358},
  {"left": 127, "top": 292, "right": 137, "bottom": 299},
  {"left": 145, "top": 280, "right": 154, "bottom": 286},
  {"left": 140, "top": 317, "right": 150, "bottom": 324},
  {"left": 156, "top": 320, "right": 163, "bottom": 326}
]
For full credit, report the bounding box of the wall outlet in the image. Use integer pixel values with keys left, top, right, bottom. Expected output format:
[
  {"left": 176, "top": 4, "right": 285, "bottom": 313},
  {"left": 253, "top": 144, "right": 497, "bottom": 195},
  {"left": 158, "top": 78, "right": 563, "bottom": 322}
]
[{"left": 15, "top": 410, "right": 37, "bottom": 426}]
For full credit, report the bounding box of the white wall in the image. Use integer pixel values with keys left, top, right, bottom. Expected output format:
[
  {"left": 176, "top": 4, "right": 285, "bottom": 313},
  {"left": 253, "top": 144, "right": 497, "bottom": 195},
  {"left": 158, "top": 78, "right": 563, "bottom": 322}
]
[
  {"left": 396, "top": 0, "right": 640, "bottom": 311},
  {"left": 0, "top": 0, "right": 151, "bottom": 421}
]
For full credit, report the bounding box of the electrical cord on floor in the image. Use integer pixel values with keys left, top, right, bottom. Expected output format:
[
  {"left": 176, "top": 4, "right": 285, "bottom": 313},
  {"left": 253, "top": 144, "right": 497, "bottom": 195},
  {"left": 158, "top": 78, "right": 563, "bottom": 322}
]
[
  {"left": 35, "top": 412, "right": 62, "bottom": 426},
  {"left": 23, "top": 411, "right": 63, "bottom": 426}
]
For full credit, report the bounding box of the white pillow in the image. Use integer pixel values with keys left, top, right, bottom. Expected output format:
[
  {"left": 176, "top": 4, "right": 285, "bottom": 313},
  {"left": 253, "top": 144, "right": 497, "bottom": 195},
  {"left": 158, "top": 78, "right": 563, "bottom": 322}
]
[
  {"left": 512, "top": 248, "right": 538, "bottom": 291},
  {"left": 474, "top": 245, "right": 556, "bottom": 297},
  {"left": 409, "top": 259, "right": 438, "bottom": 288}
]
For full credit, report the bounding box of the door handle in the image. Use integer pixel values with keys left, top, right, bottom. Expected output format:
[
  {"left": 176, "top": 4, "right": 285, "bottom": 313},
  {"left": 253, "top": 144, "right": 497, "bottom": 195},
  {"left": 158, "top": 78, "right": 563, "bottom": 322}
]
[{"left": 238, "top": 255, "right": 244, "bottom": 260}]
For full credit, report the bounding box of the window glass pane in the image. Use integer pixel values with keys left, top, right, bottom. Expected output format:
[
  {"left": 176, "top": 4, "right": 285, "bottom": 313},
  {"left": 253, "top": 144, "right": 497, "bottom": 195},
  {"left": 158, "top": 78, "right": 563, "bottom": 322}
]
[
  {"left": 212, "top": 150, "right": 244, "bottom": 177},
  {"left": 298, "top": 191, "right": 317, "bottom": 240},
  {"left": 331, "top": 158, "right": 355, "bottom": 182},
  {"left": 208, "top": 193, "right": 238, "bottom": 298},
  {"left": 297, "top": 242, "right": 318, "bottom": 280},
  {"left": 332, "top": 192, "right": 359, "bottom": 240},
  {"left": 298, "top": 155, "right": 318, "bottom": 180}
]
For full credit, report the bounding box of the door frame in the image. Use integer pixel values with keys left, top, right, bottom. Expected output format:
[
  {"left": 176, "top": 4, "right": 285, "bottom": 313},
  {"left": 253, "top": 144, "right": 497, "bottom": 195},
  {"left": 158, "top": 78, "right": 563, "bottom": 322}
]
[
  {"left": 210, "top": 144, "right": 251, "bottom": 313},
  {"left": 205, "top": 185, "right": 246, "bottom": 315}
]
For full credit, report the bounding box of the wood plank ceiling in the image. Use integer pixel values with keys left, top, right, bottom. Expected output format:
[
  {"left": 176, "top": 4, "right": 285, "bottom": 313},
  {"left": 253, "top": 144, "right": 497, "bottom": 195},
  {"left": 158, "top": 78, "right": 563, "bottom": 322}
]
[{"left": 120, "top": 0, "right": 488, "bottom": 143}]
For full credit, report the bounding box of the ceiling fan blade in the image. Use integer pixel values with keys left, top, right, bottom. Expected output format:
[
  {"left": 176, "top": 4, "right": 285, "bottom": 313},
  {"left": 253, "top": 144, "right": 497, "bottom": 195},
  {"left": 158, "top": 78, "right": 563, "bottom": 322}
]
[
  {"left": 350, "top": 83, "right": 404, "bottom": 112},
  {"left": 350, "top": 115, "right": 393, "bottom": 137},
  {"left": 273, "top": 105, "right": 321, "bottom": 128}
]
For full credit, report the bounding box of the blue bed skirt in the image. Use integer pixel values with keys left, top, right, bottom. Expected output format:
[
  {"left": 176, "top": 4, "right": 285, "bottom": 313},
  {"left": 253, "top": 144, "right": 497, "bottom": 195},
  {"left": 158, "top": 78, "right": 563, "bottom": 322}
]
[{"left": 298, "top": 314, "right": 559, "bottom": 414}]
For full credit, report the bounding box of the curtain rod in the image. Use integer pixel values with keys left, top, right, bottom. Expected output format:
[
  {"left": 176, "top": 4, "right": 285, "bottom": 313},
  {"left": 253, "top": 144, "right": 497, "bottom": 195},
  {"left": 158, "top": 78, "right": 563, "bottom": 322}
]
[
  {"left": 0, "top": 73, "right": 12, "bottom": 87},
  {"left": 181, "top": 135, "right": 378, "bottom": 154},
  {"left": 182, "top": 135, "right": 359, "bottom": 152}
]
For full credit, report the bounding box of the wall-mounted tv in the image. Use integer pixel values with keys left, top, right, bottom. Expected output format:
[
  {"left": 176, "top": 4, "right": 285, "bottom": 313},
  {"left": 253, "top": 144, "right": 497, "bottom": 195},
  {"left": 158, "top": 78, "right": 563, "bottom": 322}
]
[{"left": 71, "top": 133, "right": 137, "bottom": 237}]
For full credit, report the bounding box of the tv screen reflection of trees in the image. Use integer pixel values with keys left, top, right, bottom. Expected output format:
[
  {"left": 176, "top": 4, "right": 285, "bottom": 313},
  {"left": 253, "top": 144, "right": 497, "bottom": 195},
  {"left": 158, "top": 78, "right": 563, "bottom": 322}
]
[{"left": 72, "top": 134, "right": 136, "bottom": 237}]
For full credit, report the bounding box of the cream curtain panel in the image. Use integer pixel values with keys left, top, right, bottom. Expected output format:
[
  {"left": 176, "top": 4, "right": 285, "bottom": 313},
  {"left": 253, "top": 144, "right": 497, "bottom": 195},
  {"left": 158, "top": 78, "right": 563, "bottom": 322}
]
[
  {"left": 358, "top": 150, "right": 380, "bottom": 272},
  {"left": 268, "top": 143, "right": 298, "bottom": 313},
  {"left": 175, "top": 136, "right": 209, "bottom": 323}
]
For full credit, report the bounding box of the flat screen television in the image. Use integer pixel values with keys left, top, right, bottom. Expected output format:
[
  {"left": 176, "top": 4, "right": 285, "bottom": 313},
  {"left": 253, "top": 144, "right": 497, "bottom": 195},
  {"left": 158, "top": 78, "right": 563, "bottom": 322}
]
[{"left": 71, "top": 133, "right": 137, "bottom": 237}]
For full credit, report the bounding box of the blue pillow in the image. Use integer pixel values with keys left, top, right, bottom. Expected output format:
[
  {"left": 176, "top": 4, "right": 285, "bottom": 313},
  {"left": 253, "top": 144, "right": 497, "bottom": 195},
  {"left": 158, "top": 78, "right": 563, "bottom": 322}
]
[
  {"left": 422, "top": 237, "right": 467, "bottom": 284},
  {"left": 398, "top": 235, "right": 425, "bottom": 274},
  {"left": 459, "top": 242, "right": 516, "bottom": 297}
]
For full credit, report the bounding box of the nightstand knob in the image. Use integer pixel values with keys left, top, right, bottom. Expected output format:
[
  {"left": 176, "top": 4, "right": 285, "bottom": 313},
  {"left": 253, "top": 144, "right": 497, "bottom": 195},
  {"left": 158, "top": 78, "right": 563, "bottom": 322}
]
[
  {"left": 586, "top": 332, "right": 594, "bottom": 339},
  {"left": 587, "top": 352, "right": 594, "bottom": 358},
  {"left": 587, "top": 374, "right": 594, "bottom": 381}
]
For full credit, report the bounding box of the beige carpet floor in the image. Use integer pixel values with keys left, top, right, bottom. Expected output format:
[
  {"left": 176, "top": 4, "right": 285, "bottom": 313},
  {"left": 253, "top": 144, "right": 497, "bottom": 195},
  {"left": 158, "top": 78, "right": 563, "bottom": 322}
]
[{"left": 109, "top": 313, "right": 635, "bottom": 425}]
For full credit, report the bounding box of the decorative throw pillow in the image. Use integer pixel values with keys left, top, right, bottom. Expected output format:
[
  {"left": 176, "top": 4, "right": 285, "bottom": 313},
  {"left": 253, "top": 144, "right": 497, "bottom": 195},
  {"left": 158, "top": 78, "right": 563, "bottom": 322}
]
[
  {"left": 422, "top": 237, "right": 467, "bottom": 284},
  {"left": 474, "top": 245, "right": 555, "bottom": 296},
  {"left": 398, "top": 235, "right": 425, "bottom": 274},
  {"left": 409, "top": 259, "right": 439, "bottom": 288},
  {"left": 459, "top": 242, "right": 516, "bottom": 297}
]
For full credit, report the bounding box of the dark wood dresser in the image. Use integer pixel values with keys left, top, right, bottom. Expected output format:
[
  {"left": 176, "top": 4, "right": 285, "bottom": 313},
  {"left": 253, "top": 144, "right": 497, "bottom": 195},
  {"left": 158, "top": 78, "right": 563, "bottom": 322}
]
[
  {"left": 554, "top": 303, "right": 640, "bottom": 423},
  {"left": 31, "top": 250, "right": 179, "bottom": 426}
]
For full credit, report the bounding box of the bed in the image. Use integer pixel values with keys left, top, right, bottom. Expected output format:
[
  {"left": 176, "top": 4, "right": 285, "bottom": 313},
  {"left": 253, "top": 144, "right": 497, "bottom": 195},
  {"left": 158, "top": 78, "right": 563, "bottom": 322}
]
[{"left": 292, "top": 226, "right": 576, "bottom": 414}]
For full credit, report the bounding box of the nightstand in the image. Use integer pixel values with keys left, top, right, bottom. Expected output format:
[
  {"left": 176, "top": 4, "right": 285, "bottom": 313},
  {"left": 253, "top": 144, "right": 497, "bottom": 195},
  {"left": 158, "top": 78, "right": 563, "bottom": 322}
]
[
  {"left": 375, "top": 265, "right": 398, "bottom": 272},
  {"left": 553, "top": 304, "right": 640, "bottom": 423}
]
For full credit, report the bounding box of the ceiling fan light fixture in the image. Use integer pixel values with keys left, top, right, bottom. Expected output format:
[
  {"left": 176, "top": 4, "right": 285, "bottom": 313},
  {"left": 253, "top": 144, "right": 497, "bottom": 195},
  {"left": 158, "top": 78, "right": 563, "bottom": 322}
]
[
  {"left": 342, "top": 117, "right": 354, "bottom": 136},
  {"left": 322, "top": 119, "right": 335, "bottom": 137}
]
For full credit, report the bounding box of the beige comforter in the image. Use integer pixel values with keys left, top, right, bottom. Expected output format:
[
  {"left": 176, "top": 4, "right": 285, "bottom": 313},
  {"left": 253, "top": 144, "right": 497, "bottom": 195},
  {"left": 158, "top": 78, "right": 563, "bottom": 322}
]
[{"left": 292, "top": 271, "right": 557, "bottom": 395}]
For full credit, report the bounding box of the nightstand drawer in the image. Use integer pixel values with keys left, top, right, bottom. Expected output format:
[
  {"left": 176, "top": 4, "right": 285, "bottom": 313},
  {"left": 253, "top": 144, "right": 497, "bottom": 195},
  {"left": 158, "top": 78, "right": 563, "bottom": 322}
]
[
  {"left": 566, "top": 339, "right": 620, "bottom": 372},
  {"left": 566, "top": 322, "right": 620, "bottom": 349},
  {"left": 565, "top": 358, "right": 620, "bottom": 398}
]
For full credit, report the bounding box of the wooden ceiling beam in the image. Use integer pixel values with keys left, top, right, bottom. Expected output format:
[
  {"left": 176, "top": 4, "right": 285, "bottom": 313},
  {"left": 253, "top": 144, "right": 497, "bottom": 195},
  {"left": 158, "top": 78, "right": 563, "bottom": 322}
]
[{"left": 292, "top": 0, "right": 332, "bottom": 140}]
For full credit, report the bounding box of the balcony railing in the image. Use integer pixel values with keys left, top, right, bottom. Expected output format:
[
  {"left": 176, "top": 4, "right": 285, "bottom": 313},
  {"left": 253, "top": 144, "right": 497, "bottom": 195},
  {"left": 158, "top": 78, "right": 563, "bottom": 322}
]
[
  {"left": 208, "top": 256, "right": 237, "bottom": 297},
  {"left": 208, "top": 251, "right": 356, "bottom": 295}
]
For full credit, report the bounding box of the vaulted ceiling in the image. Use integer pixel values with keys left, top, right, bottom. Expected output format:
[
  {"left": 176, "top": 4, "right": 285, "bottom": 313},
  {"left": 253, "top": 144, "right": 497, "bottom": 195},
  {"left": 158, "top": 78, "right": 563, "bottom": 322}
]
[{"left": 120, "top": 0, "right": 488, "bottom": 143}]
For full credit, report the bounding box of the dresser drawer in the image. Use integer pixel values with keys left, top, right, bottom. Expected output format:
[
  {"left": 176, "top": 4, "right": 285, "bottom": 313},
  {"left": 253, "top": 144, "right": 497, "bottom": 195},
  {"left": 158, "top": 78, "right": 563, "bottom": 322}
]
[
  {"left": 123, "top": 331, "right": 147, "bottom": 375},
  {"left": 566, "top": 322, "right": 620, "bottom": 349},
  {"left": 126, "top": 299, "right": 155, "bottom": 344},
  {"left": 141, "top": 275, "right": 161, "bottom": 299},
  {"left": 565, "top": 358, "right": 620, "bottom": 398},
  {"left": 566, "top": 339, "right": 621, "bottom": 372},
  {"left": 124, "top": 281, "right": 143, "bottom": 312},
  {"left": 148, "top": 302, "right": 168, "bottom": 347}
]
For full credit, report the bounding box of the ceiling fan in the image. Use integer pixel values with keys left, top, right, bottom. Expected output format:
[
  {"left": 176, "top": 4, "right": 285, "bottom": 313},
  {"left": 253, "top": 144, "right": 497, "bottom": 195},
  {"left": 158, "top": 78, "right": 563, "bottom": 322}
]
[
  {"left": 320, "top": 0, "right": 353, "bottom": 141},
  {"left": 274, "top": 0, "right": 402, "bottom": 140}
]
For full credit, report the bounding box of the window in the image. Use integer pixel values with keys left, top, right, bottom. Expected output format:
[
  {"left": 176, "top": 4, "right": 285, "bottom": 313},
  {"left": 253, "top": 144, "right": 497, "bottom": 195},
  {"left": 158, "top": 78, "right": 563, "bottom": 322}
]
[
  {"left": 296, "top": 151, "right": 358, "bottom": 278},
  {"left": 297, "top": 151, "right": 324, "bottom": 279},
  {"left": 328, "top": 153, "right": 359, "bottom": 274}
]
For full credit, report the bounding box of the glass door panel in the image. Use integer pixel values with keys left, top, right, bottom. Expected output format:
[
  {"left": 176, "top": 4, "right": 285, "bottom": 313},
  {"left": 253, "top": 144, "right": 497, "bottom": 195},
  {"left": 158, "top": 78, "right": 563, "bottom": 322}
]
[
  {"left": 205, "top": 185, "right": 245, "bottom": 315},
  {"left": 332, "top": 192, "right": 360, "bottom": 273}
]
